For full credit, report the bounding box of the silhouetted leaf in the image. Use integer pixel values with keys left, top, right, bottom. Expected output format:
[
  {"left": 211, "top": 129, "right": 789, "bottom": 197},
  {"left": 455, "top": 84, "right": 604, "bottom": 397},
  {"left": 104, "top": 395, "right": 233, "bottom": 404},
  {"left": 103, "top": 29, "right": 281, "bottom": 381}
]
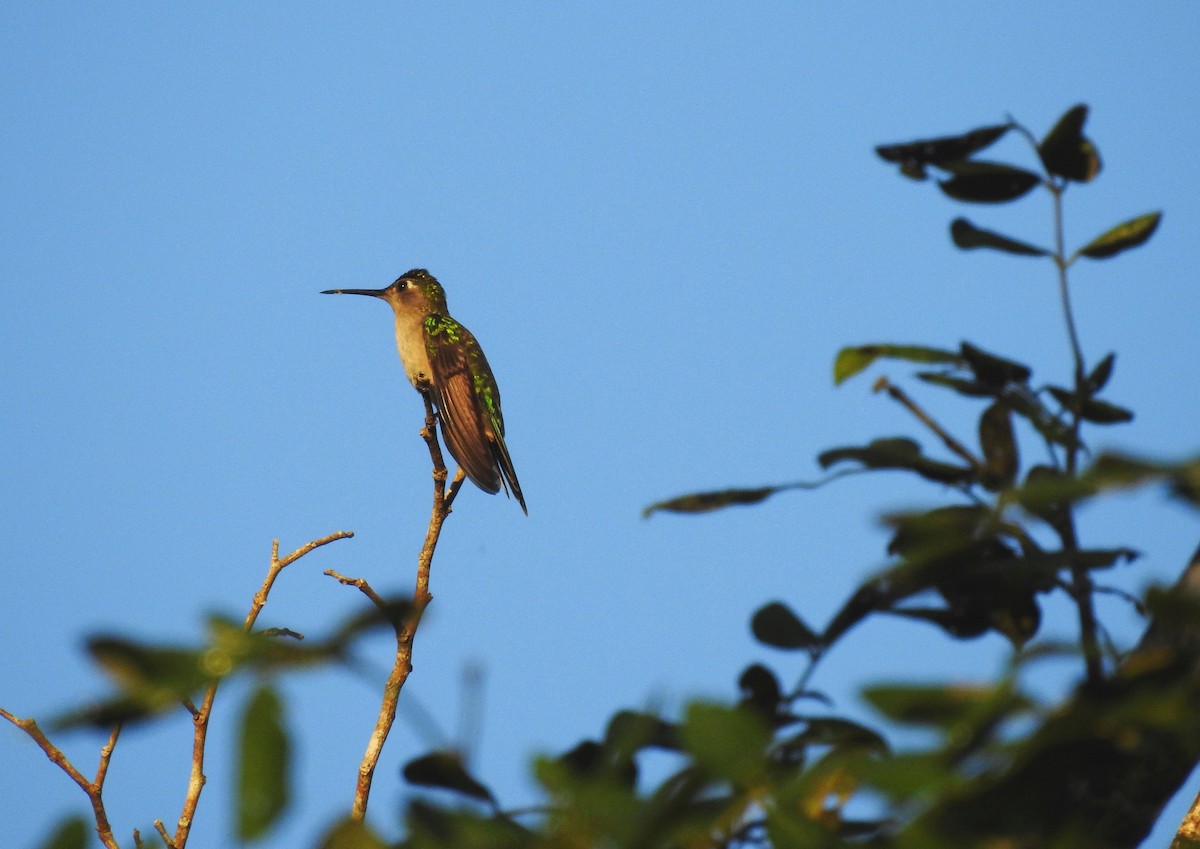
[
  {"left": 788, "top": 717, "right": 889, "bottom": 754},
  {"left": 888, "top": 606, "right": 992, "bottom": 640},
  {"left": 403, "top": 751, "right": 494, "bottom": 804},
  {"left": 938, "top": 161, "right": 1041, "bottom": 203},
  {"left": 606, "top": 710, "right": 679, "bottom": 752},
  {"left": 979, "top": 402, "right": 1018, "bottom": 490},
  {"left": 681, "top": 702, "right": 771, "bottom": 787},
  {"left": 833, "top": 344, "right": 959, "bottom": 385},
  {"left": 35, "top": 816, "right": 90, "bottom": 849},
  {"left": 236, "top": 685, "right": 290, "bottom": 840},
  {"left": 1077, "top": 212, "right": 1162, "bottom": 259},
  {"left": 752, "top": 602, "right": 820, "bottom": 651},
  {"left": 885, "top": 504, "right": 992, "bottom": 559},
  {"left": 1052, "top": 386, "right": 1134, "bottom": 424},
  {"left": 739, "top": 664, "right": 785, "bottom": 719},
  {"left": 915, "top": 371, "right": 995, "bottom": 397},
  {"left": 642, "top": 486, "right": 776, "bottom": 518},
  {"left": 819, "top": 437, "right": 973, "bottom": 484},
  {"left": 950, "top": 217, "right": 1048, "bottom": 256},
  {"left": 314, "top": 817, "right": 387, "bottom": 849},
  {"left": 1081, "top": 398, "right": 1134, "bottom": 424},
  {"left": 1086, "top": 352, "right": 1116, "bottom": 394},
  {"left": 557, "top": 740, "right": 606, "bottom": 779},
  {"left": 876, "top": 124, "right": 1010, "bottom": 170},
  {"left": 1039, "top": 104, "right": 1102, "bottom": 182},
  {"left": 960, "top": 342, "right": 1032, "bottom": 387}
]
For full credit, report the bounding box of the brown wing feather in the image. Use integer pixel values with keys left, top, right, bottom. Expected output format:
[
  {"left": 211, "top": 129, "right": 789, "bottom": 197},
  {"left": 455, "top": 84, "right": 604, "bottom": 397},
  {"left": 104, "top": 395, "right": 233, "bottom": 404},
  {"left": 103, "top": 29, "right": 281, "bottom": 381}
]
[{"left": 425, "top": 327, "right": 503, "bottom": 494}]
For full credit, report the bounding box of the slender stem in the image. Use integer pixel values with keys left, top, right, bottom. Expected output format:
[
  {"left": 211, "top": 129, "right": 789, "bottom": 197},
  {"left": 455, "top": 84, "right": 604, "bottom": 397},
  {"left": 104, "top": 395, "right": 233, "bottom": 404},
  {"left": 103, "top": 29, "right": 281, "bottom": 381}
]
[
  {"left": 349, "top": 392, "right": 457, "bottom": 819},
  {"left": 1050, "top": 183, "right": 1086, "bottom": 390},
  {"left": 1045, "top": 174, "right": 1102, "bottom": 685},
  {"left": 171, "top": 531, "right": 353, "bottom": 848}
]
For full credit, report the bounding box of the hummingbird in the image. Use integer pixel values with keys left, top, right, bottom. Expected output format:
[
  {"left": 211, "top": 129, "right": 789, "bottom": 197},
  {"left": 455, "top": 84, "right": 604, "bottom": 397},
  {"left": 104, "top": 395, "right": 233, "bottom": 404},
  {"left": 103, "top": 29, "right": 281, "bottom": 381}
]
[{"left": 323, "top": 269, "right": 526, "bottom": 514}]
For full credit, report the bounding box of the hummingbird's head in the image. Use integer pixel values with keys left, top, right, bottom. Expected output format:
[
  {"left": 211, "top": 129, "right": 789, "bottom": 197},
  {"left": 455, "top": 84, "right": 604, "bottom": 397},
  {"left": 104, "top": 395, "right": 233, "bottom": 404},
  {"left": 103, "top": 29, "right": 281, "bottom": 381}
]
[{"left": 322, "top": 268, "right": 449, "bottom": 317}]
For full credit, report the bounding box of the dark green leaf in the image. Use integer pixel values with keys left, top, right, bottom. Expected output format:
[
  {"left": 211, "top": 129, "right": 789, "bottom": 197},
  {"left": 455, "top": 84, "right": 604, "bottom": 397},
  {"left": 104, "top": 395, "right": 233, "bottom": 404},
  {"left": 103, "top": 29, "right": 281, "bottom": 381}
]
[
  {"left": 681, "top": 702, "right": 771, "bottom": 787},
  {"left": 915, "top": 371, "right": 996, "bottom": 398},
  {"left": 1021, "top": 465, "right": 1071, "bottom": 538},
  {"left": 950, "top": 217, "right": 1048, "bottom": 256},
  {"left": 960, "top": 342, "right": 1032, "bottom": 386},
  {"left": 979, "top": 402, "right": 1018, "bottom": 491},
  {"left": 403, "top": 751, "right": 494, "bottom": 804},
  {"left": 314, "top": 818, "right": 388, "bottom": 849},
  {"left": 751, "top": 602, "right": 820, "bottom": 651},
  {"left": 1086, "top": 352, "right": 1116, "bottom": 394},
  {"left": 236, "top": 685, "right": 290, "bottom": 840},
  {"left": 84, "top": 637, "right": 211, "bottom": 719},
  {"left": 862, "top": 683, "right": 1002, "bottom": 728},
  {"left": 1002, "top": 386, "right": 1077, "bottom": 449},
  {"left": 875, "top": 124, "right": 1010, "bottom": 168},
  {"left": 1039, "top": 104, "right": 1102, "bottom": 182},
  {"left": 938, "top": 161, "right": 1041, "bottom": 203},
  {"left": 819, "top": 437, "right": 974, "bottom": 485},
  {"left": 36, "top": 816, "right": 90, "bottom": 849},
  {"left": 833, "top": 344, "right": 960, "bottom": 385},
  {"left": 642, "top": 486, "right": 776, "bottom": 518},
  {"left": 1077, "top": 212, "right": 1162, "bottom": 260},
  {"left": 885, "top": 505, "right": 991, "bottom": 559}
]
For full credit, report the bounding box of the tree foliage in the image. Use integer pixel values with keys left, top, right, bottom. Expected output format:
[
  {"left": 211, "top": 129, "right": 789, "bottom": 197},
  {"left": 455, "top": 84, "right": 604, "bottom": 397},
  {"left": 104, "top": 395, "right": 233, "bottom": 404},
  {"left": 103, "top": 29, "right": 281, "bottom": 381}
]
[{"left": 7, "top": 106, "right": 1199, "bottom": 849}]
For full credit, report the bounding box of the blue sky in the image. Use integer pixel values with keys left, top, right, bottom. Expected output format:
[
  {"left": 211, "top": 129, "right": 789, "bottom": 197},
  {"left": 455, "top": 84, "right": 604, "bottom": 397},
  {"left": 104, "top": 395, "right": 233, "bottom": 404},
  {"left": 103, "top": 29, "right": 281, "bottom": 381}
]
[{"left": 3, "top": 4, "right": 1199, "bottom": 847}]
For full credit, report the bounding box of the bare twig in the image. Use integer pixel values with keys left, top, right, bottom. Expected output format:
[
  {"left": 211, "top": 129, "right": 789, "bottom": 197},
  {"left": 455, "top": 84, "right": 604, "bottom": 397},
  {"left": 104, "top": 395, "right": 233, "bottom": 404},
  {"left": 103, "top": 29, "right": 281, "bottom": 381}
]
[
  {"left": 169, "top": 530, "right": 353, "bottom": 849},
  {"left": 345, "top": 392, "right": 460, "bottom": 820},
  {"left": 873, "top": 376, "right": 985, "bottom": 471},
  {"left": 0, "top": 710, "right": 123, "bottom": 849}
]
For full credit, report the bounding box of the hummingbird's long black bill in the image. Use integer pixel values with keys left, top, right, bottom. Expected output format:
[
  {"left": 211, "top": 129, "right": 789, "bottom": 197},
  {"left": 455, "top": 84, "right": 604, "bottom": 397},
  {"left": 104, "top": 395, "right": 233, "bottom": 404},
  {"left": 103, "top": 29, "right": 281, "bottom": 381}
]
[{"left": 321, "top": 288, "right": 389, "bottom": 297}]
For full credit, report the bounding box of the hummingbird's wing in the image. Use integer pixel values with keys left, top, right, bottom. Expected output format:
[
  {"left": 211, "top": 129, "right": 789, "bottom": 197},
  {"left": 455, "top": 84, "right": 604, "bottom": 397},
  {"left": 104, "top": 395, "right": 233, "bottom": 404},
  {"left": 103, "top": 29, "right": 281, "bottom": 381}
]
[{"left": 424, "top": 316, "right": 527, "bottom": 513}]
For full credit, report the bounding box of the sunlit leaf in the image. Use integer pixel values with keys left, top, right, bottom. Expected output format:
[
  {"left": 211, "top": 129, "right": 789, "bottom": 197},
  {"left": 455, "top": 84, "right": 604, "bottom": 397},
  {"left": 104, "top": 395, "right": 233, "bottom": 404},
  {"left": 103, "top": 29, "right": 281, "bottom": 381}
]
[
  {"left": 938, "top": 161, "right": 1041, "bottom": 203},
  {"left": 950, "top": 217, "right": 1048, "bottom": 256},
  {"left": 1076, "top": 212, "right": 1162, "bottom": 260},
  {"left": 35, "top": 816, "right": 90, "bottom": 849},
  {"left": 1038, "top": 104, "right": 1102, "bottom": 182},
  {"left": 751, "top": 602, "right": 821, "bottom": 651},
  {"left": 403, "top": 751, "right": 494, "bottom": 804},
  {"left": 833, "top": 344, "right": 959, "bottom": 385},
  {"left": 236, "top": 685, "right": 290, "bottom": 840},
  {"left": 875, "top": 124, "right": 1010, "bottom": 168},
  {"left": 642, "top": 486, "right": 776, "bottom": 518},
  {"left": 862, "top": 683, "right": 1011, "bottom": 728}
]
